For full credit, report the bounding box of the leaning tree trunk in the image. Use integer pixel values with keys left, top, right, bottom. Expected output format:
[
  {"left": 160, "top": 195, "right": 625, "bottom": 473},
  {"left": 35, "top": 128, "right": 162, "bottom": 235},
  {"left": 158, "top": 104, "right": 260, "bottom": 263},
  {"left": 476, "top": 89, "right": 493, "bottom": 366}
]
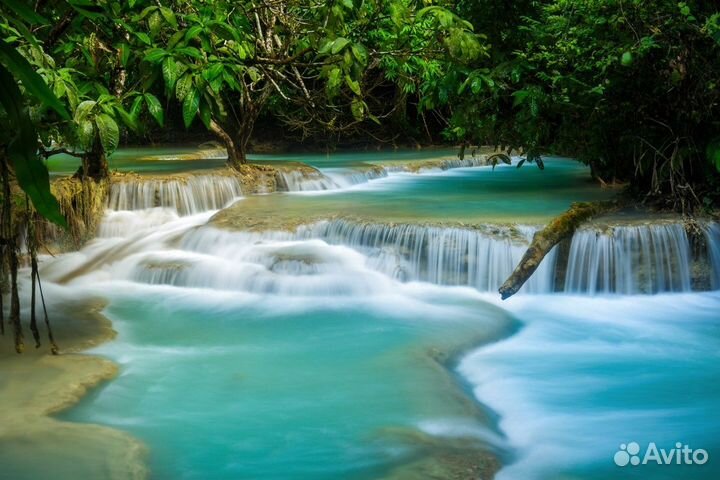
[{"left": 498, "top": 201, "right": 620, "bottom": 299}]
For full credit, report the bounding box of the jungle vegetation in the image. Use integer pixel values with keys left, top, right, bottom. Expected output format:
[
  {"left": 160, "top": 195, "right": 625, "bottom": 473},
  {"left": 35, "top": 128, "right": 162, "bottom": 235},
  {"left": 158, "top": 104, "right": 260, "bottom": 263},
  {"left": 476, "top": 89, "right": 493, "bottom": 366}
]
[{"left": 0, "top": 0, "right": 719, "bottom": 349}]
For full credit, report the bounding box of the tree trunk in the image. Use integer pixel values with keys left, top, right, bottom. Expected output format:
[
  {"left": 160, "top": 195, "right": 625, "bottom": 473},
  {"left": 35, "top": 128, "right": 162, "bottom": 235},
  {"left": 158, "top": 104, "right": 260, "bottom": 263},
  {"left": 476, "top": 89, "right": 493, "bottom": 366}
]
[
  {"left": 74, "top": 137, "right": 108, "bottom": 180},
  {"left": 209, "top": 120, "right": 246, "bottom": 169},
  {"left": 498, "top": 201, "right": 619, "bottom": 300}
]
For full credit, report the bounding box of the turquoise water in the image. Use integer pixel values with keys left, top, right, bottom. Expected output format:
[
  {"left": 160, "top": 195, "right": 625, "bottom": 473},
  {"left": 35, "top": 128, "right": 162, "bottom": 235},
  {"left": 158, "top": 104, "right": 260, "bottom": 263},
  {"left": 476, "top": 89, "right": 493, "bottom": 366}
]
[
  {"left": 462, "top": 292, "right": 720, "bottom": 480},
  {"left": 245, "top": 159, "right": 613, "bottom": 224},
  {"left": 38, "top": 150, "right": 719, "bottom": 480},
  {"left": 46, "top": 146, "right": 458, "bottom": 175},
  {"left": 62, "top": 285, "right": 512, "bottom": 479}
]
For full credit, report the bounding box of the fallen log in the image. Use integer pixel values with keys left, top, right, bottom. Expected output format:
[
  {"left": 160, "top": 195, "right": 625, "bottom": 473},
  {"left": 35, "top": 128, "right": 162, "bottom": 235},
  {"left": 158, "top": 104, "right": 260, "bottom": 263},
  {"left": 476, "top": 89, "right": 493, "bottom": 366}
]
[{"left": 498, "top": 201, "right": 620, "bottom": 299}]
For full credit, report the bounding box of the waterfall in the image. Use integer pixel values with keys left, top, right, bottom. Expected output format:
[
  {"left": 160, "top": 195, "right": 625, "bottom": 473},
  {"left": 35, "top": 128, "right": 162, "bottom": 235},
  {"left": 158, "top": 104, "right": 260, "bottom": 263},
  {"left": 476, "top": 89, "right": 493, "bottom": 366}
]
[
  {"left": 107, "top": 175, "right": 243, "bottom": 215},
  {"left": 321, "top": 167, "right": 388, "bottom": 188},
  {"left": 704, "top": 223, "right": 720, "bottom": 289},
  {"left": 274, "top": 170, "right": 341, "bottom": 191},
  {"left": 296, "top": 220, "right": 557, "bottom": 292},
  {"left": 563, "top": 223, "right": 697, "bottom": 294},
  {"left": 174, "top": 220, "right": 557, "bottom": 294}
]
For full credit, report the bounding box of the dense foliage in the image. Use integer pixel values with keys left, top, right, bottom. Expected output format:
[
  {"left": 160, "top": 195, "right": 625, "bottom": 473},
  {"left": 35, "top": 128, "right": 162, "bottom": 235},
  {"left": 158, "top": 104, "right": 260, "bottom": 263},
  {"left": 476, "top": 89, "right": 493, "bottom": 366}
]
[
  {"left": 2, "top": 0, "right": 720, "bottom": 213},
  {"left": 444, "top": 0, "right": 720, "bottom": 210}
]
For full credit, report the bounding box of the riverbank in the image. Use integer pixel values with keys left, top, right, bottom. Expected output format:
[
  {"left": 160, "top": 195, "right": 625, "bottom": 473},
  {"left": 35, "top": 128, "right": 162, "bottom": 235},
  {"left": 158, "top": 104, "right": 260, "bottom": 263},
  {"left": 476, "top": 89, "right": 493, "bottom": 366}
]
[{"left": 0, "top": 296, "right": 147, "bottom": 480}]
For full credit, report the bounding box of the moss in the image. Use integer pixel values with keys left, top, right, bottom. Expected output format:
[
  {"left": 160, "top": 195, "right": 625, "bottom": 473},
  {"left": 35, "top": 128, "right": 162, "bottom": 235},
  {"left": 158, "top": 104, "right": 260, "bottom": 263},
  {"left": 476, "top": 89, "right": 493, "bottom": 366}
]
[{"left": 40, "top": 177, "right": 111, "bottom": 251}]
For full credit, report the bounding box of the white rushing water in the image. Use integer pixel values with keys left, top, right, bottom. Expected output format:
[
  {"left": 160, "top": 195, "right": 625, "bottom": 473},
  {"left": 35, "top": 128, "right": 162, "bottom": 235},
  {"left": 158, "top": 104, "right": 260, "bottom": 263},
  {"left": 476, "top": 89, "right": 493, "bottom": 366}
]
[
  {"left": 101, "top": 172, "right": 720, "bottom": 295},
  {"left": 564, "top": 223, "right": 694, "bottom": 294},
  {"left": 107, "top": 175, "right": 243, "bottom": 215}
]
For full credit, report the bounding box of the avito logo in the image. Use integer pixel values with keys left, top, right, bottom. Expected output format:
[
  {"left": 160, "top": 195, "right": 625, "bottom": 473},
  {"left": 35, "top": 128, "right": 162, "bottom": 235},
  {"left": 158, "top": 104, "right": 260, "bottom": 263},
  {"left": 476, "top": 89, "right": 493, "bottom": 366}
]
[{"left": 614, "top": 441, "right": 709, "bottom": 467}]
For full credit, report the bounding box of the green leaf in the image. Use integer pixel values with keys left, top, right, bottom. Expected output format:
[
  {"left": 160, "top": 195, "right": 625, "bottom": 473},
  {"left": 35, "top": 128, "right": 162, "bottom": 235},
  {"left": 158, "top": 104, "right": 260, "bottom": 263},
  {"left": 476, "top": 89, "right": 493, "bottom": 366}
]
[
  {"left": 350, "top": 98, "right": 365, "bottom": 121},
  {"left": 77, "top": 119, "right": 95, "bottom": 150},
  {"left": 162, "top": 56, "right": 178, "bottom": 90},
  {"left": 74, "top": 100, "right": 97, "bottom": 122},
  {"left": 144, "top": 48, "right": 168, "bottom": 63},
  {"left": 707, "top": 137, "right": 720, "bottom": 172},
  {"left": 118, "top": 43, "right": 131, "bottom": 67},
  {"left": 130, "top": 95, "right": 144, "bottom": 118},
  {"left": 345, "top": 75, "right": 361, "bottom": 95},
  {"left": 199, "top": 99, "right": 212, "bottom": 129},
  {"left": 175, "top": 74, "right": 193, "bottom": 101},
  {"left": 148, "top": 11, "right": 162, "bottom": 37},
  {"left": 185, "top": 25, "right": 203, "bottom": 41},
  {"left": 159, "top": 7, "right": 178, "bottom": 28},
  {"left": 0, "top": 40, "right": 70, "bottom": 119},
  {"left": 331, "top": 37, "right": 351, "bottom": 54},
  {"left": 351, "top": 44, "right": 368, "bottom": 65},
  {"left": 114, "top": 105, "right": 139, "bottom": 132},
  {"left": 95, "top": 114, "right": 119, "bottom": 155},
  {"left": 175, "top": 47, "right": 203, "bottom": 59},
  {"left": 2, "top": 0, "right": 48, "bottom": 24},
  {"left": 0, "top": 65, "right": 66, "bottom": 227},
  {"left": 136, "top": 32, "right": 152, "bottom": 46},
  {"left": 621, "top": 51, "right": 633, "bottom": 67},
  {"left": 182, "top": 88, "right": 199, "bottom": 128},
  {"left": 205, "top": 63, "right": 224, "bottom": 81},
  {"left": 144, "top": 93, "right": 164, "bottom": 126}
]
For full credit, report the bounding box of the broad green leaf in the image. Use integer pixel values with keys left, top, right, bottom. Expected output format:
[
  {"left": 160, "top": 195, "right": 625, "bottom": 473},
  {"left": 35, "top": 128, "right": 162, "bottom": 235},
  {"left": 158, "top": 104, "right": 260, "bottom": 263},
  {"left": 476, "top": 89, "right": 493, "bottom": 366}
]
[
  {"left": 185, "top": 25, "right": 203, "bottom": 41},
  {"left": 351, "top": 44, "right": 368, "bottom": 65},
  {"left": 0, "top": 40, "right": 70, "bottom": 119},
  {"left": 130, "top": 95, "right": 144, "bottom": 118},
  {"left": 176, "top": 74, "right": 193, "bottom": 101},
  {"left": 95, "top": 113, "right": 119, "bottom": 154},
  {"left": 136, "top": 6, "right": 158, "bottom": 20},
  {"left": 331, "top": 37, "right": 351, "bottom": 55},
  {"left": 0, "top": 65, "right": 66, "bottom": 227},
  {"left": 345, "top": 75, "right": 361, "bottom": 95},
  {"left": 182, "top": 88, "right": 199, "bottom": 128},
  {"left": 74, "top": 100, "right": 97, "bottom": 122},
  {"left": 77, "top": 119, "right": 95, "bottom": 150},
  {"left": 148, "top": 11, "right": 163, "bottom": 37},
  {"left": 205, "top": 63, "right": 224, "bottom": 81},
  {"left": 162, "top": 56, "right": 178, "bottom": 90},
  {"left": 159, "top": 7, "right": 178, "bottom": 28},
  {"left": 118, "top": 43, "right": 131, "bottom": 67},
  {"left": 144, "top": 93, "right": 164, "bottom": 126},
  {"left": 136, "top": 32, "right": 152, "bottom": 46},
  {"left": 199, "top": 99, "right": 212, "bottom": 129},
  {"left": 144, "top": 48, "right": 168, "bottom": 63},
  {"left": 175, "top": 47, "right": 203, "bottom": 59},
  {"left": 115, "top": 105, "right": 139, "bottom": 132}
]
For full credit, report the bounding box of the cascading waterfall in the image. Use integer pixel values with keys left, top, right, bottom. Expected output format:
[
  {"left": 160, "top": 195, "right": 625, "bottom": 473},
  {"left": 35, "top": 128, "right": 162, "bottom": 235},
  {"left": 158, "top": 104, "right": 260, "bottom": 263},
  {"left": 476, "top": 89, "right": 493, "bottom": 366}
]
[
  {"left": 158, "top": 220, "right": 557, "bottom": 294},
  {"left": 295, "top": 220, "right": 556, "bottom": 293},
  {"left": 321, "top": 167, "right": 388, "bottom": 188},
  {"left": 106, "top": 175, "right": 243, "bottom": 215},
  {"left": 703, "top": 222, "right": 720, "bottom": 289},
  {"left": 563, "top": 223, "right": 713, "bottom": 294},
  {"left": 115, "top": 216, "right": 720, "bottom": 296},
  {"left": 274, "top": 170, "right": 342, "bottom": 191},
  {"left": 274, "top": 166, "right": 388, "bottom": 191}
]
